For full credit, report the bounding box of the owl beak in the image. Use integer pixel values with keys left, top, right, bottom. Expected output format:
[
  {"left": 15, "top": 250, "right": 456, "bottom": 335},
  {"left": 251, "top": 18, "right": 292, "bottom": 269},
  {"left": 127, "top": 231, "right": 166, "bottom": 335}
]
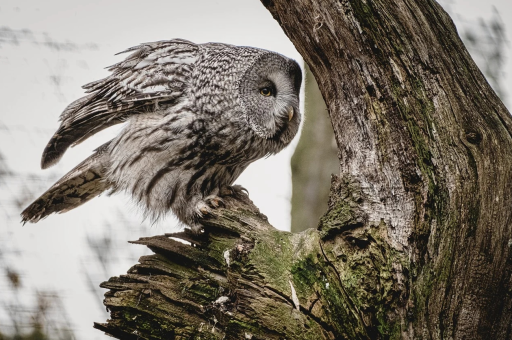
[{"left": 288, "top": 106, "right": 294, "bottom": 121}]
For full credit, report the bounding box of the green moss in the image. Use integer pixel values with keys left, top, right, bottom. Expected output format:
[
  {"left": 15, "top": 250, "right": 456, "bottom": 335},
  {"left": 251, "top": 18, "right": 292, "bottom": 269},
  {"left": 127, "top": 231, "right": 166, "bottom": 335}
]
[
  {"left": 317, "top": 176, "right": 365, "bottom": 239},
  {"left": 321, "top": 218, "right": 408, "bottom": 339},
  {"left": 350, "top": 1, "right": 379, "bottom": 39},
  {"left": 290, "top": 255, "right": 319, "bottom": 296},
  {"left": 225, "top": 319, "right": 261, "bottom": 338},
  {"left": 185, "top": 280, "right": 221, "bottom": 302},
  {"left": 291, "top": 254, "right": 369, "bottom": 339},
  {"left": 233, "top": 227, "right": 373, "bottom": 338},
  {"left": 319, "top": 200, "right": 355, "bottom": 229},
  {"left": 205, "top": 234, "right": 238, "bottom": 269},
  {"left": 117, "top": 309, "right": 177, "bottom": 339},
  {"left": 247, "top": 229, "right": 295, "bottom": 292}
]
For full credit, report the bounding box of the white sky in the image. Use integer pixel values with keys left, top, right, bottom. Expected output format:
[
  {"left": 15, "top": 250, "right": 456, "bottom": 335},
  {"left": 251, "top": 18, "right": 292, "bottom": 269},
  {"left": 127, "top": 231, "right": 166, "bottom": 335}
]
[{"left": 0, "top": 0, "right": 511, "bottom": 339}]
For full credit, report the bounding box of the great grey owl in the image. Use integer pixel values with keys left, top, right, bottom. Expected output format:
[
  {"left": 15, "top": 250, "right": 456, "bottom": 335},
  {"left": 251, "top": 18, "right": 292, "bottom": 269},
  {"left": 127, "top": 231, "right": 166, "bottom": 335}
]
[{"left": 21, "top": 39, "right": 302, "bottom": 231}]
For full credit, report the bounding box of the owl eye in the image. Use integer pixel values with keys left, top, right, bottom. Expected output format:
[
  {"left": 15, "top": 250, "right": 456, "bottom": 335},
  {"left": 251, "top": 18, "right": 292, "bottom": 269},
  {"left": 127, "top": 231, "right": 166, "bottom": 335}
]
[{"left": 259, "top": 87, "right": 273, "bottom": 97}]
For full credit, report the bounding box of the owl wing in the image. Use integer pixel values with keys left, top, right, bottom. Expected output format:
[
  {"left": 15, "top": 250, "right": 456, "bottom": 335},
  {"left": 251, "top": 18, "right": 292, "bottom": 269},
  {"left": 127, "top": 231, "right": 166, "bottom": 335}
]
[
  {"left": 21, "top": 142, "right": 112, "bottom": 223},
  {"left": 41, "top": 39, "right": 199, "bottom": 169}
]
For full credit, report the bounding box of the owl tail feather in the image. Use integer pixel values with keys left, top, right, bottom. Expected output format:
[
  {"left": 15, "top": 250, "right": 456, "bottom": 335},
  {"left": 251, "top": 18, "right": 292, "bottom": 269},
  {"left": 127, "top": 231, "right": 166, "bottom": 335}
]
[{"left": 21, "top": 142, "right": 112, "bottom": 224}]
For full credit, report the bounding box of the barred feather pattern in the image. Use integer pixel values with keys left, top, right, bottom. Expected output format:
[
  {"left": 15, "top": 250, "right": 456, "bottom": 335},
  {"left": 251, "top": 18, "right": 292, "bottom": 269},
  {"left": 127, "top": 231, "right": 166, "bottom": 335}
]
[
  {"left": 21, "top": 39, "right": 302, "bottom": 230},
  {"left": 107, "top": 109, "right": 270, "bottom": 226}
]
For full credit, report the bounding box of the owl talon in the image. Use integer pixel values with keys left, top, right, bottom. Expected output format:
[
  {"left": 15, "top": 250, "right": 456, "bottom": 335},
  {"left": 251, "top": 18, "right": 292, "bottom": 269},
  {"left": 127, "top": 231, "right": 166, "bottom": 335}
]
[
  {"left": 232, "top": 184, "right": 249, "bottom": 196},
  {"left": 205, "top": 195, "right": 225, "bottom": 208},
  {"left": 195, "top": 195, "right": 224, "bottom": 218},
  {"left": 220, "top": 185, "right": 249, "bottom": 197},
  {"left": 195, "top": 201, "right": 213, "bottom": 217},
  {"left": 200, "top": 205, "right": 211, "bottom": 215}
]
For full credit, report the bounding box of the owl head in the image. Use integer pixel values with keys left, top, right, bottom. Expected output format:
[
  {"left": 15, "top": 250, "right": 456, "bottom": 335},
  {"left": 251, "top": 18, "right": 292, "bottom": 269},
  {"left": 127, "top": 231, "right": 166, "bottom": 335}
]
[
  {"left": 239, "top": 51, "right": 302, "bottom": 146},
  {"left": 193, "top": 43, "right": 302, "bottom": 147}
]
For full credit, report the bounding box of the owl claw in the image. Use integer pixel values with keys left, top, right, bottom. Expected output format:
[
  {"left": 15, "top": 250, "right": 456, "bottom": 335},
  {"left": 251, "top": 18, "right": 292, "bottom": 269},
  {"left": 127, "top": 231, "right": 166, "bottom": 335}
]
[
  {"left": 195, "top": 195, "right": 224, "bottom": 218},
  {"left": 220, "top": 185, "right": 249, "bottom": 197},
  {"left": 232, "top": 184, "right": 249, "bottom": 196},
  {"left": 195, "top": 201, "right": 212, "bottom": 217},
  {"left": 199, "top": 204, "right": 212, "bottom": 215},
  {"left": 205, "top": 195, "right": 225, "bottom": 208}
]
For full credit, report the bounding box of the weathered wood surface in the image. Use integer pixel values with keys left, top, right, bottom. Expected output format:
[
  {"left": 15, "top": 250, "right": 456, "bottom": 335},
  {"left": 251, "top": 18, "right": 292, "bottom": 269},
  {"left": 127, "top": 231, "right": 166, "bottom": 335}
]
[
  {"left": 95, "top": 192, "right": 357, "bottom": 339},
  {"left": 96, "top": 0, "right": 512, "bottom": 338}
]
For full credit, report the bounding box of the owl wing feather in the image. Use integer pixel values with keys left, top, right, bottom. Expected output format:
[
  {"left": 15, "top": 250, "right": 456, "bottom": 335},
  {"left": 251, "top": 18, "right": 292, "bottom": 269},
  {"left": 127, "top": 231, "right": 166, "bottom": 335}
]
[
  {"left": 41, "top": 39, "right": 199, "bottom": 169},
  {"left": 21, "top": 142, "right": 112, "bottom": 223}
]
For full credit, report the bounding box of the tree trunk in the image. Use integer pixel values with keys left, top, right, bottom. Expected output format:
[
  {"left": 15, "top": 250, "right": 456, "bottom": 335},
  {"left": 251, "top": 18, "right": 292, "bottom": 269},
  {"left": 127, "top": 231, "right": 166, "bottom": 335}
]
[{"left": 95, "top": 0, "right": 512, "bottom": 339}]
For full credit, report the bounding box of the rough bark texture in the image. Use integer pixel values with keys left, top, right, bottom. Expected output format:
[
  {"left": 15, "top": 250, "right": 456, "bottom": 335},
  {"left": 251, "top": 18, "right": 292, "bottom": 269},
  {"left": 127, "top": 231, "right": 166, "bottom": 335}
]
[
  {"left": 95, "top": 194, "right": 344, "bottom": 339},
  {"left": 96, "top": 0, "right": 512, "bottom": 339},
  {"left": 291, "top": 63, "right": 339, "bottom": 233}
]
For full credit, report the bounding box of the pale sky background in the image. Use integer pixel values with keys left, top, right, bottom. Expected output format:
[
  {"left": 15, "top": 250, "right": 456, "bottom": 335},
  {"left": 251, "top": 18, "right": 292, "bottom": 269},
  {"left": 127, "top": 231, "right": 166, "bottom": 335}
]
[{"left": 0, "top": 0, "right": 511, "bottom": 339}]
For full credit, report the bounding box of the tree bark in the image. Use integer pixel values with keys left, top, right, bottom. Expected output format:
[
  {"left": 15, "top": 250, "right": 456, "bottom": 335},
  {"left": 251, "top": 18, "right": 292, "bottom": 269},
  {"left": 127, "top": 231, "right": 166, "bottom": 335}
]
[{"left": 95, "top": 0, "right": 512, "bottom": 339}]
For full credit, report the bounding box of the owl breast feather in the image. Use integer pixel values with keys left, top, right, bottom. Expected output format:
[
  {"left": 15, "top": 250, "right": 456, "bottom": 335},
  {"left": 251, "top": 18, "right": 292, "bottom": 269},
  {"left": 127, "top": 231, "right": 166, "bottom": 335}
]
[{"left": 106, "top": 107, "right": 274, "bottom": 224}]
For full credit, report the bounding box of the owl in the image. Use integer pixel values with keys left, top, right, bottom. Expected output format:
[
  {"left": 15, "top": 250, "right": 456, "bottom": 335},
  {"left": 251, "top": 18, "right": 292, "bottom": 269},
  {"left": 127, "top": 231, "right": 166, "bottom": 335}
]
[{"left": 21, "top": 39, "right": 302, "bottom": 231}]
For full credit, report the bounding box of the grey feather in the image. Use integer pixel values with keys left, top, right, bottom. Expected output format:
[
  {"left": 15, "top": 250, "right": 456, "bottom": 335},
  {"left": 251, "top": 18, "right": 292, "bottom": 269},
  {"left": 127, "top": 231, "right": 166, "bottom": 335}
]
[
  {"left": 41, "top": 39, "right": 198, "bottom": 169},
  {"left": 22, "top": 142, "right": 111, "bottom": 223},
  {"left": 23, "top": 39, "right": 302, "bottom": 230}
]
